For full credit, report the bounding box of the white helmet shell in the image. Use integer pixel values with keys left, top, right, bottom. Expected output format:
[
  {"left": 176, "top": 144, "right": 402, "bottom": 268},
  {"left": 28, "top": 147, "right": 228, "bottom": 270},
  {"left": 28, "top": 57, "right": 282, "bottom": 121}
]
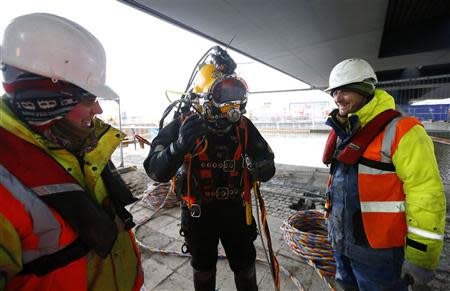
[
  {"left": 326, "top": 58, "right": 378, "bottom": 93},
  {"left": 0, "top": 13, "right": 119, "bottom": 100}
]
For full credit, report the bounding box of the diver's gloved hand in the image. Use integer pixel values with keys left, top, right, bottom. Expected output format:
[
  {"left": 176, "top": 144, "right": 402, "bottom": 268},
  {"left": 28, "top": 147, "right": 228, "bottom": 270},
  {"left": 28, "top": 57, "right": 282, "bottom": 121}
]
[
  {"left": 402, "top": 260, "right": 434, "bottom": 286},
  {"left": 170, "top": 114, "right": 207, "bottom": 156}
]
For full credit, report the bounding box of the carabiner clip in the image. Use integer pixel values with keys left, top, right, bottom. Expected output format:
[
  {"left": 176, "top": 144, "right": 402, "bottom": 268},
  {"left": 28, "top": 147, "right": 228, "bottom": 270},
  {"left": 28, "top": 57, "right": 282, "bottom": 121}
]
[
  {"left": 181, "top": 242, "right": 190, "bottom": 254},
  {"left": 190, "top": 204, "right": 201, "bottom": 218}
]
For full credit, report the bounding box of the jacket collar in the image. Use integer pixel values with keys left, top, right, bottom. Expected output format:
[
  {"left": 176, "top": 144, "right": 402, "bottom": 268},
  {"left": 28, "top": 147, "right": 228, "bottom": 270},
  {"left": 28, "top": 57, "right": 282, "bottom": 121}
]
[{"left": 352, "top": 89, "right": 396, "bottom": 128}]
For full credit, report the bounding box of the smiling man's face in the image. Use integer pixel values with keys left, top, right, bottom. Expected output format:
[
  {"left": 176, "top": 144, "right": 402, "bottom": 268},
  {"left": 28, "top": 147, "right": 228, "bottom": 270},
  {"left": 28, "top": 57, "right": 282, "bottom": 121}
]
[{"left": 332, "top": 89, "right": 367, "bottom": 117}]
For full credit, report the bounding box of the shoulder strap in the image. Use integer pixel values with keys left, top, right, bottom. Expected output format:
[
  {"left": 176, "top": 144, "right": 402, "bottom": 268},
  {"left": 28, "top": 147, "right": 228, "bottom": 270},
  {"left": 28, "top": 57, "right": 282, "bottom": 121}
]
[
  {"left": 239, "top": 116, "right": 248, "bottom": 153},
  {"left": 101, "top": 161, "right": 137, "bottom": 230},
  {"left": 337, "top": 109, "right": 401, "bottom": 165},
  {"left": 239, "top": 117, "right": 252, "bottom": 225},
  {"left": 359, "top": 156, "right": 396, "bottom": 172},
  {"left": 322, "top": 128, "right": 337, "bottom": 165},
  {"left": 20, "top": 238, "right": 89, "bottom": 276}
]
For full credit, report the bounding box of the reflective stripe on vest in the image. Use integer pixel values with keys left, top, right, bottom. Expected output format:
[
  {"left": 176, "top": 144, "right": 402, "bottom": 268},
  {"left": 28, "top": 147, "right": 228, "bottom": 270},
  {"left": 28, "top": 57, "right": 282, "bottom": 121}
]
[
  {"left": 408, "top": 226, "right": 445, "bottom": 241},
  {"left": 0, "top": 165, "right": 63, "bottom": 263},
  {"left": 359, "top": 164, "right": 394, "bottom": 175},
  {"left": 380, "top": 117, "right": 401, "bottom": 163},
  {"left": 358, "top": 116, "right": 421, "bottom": 248},
  {"left": 360, "top": 201, "right": 405, "bottom": 213}
]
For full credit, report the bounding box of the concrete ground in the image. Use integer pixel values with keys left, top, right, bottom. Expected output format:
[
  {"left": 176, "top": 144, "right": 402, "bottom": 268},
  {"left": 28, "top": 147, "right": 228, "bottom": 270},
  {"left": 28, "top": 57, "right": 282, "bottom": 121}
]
[
  {"left": 121, "top": 160, "right": 450, "bottom": 291},
  {"left": 130, "top": 203, "right": 337, "bottom": 291}
]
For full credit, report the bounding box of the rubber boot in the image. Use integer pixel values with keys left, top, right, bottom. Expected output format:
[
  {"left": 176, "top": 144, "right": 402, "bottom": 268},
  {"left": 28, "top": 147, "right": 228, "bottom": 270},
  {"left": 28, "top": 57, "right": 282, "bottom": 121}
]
[
  {"left": 193, "top": 268, "right": 216, "bottom": 291},
  {"left": 234, "top": 263, "right": 258, "bottom": 291}
]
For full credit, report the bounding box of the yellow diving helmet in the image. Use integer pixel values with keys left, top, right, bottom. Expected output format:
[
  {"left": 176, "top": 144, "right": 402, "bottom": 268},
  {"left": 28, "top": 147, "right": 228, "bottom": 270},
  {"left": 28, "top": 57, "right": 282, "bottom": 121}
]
[{"left": 194, "top": 63, "right": 219, "bottom": 94}]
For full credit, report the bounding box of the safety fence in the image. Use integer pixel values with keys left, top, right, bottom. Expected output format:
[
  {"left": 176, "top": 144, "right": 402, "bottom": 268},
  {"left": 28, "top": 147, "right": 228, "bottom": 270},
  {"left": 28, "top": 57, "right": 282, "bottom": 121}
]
[{"left": 378, "top": 74, "right": 450, "bottom": 122}]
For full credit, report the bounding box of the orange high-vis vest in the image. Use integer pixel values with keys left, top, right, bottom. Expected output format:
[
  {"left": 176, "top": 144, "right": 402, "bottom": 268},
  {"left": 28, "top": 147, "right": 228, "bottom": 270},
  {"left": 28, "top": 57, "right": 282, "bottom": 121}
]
[
  {"left": 0, "top": 125, "right": 143, "bottom": 291},
  {"left": 358, "top": 116, "right": 421, "bottom": 248},
  {"left": 0, "top": 165, "right": 87, "bottom": 290}
]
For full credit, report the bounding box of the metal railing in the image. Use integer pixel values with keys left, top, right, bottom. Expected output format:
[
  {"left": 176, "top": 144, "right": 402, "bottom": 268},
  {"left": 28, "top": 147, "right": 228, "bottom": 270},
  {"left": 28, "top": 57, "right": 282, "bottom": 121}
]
[{"left": 378, "top": 74, "right": 450, "bottom": 105}]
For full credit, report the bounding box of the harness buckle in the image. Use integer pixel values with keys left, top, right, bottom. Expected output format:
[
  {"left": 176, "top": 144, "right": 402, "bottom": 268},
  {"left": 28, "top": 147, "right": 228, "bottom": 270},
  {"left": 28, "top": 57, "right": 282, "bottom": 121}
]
[
  {"left": 181, "top": 242, "right": 190, "bottom": 254},
  {"left": 324, "top": 191, "right": 332, "bottom": 219},
  {"left": 244, "top": 155, "right": 253, "bottom": 170},
  {"left": 348, "top": 143, "right": 360, "bottom": 151},
  {"left": 223, "top": 160, "right": 235, "bottom": 172},
  {"left": 190, "top": 204, "right": 201, "bottom": 218},
  {"left": 216, "top": 187, "right": 229, "bottom": 200}
]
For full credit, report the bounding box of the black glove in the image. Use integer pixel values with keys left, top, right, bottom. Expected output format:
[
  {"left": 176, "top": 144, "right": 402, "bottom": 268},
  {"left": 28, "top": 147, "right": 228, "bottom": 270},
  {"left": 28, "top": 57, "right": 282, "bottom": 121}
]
[
  {"left": 171, "top": 114, "right": 207, "bottom": 155},
  {"left": 251, "top": 159, "right": 275, "bottom": 182}
]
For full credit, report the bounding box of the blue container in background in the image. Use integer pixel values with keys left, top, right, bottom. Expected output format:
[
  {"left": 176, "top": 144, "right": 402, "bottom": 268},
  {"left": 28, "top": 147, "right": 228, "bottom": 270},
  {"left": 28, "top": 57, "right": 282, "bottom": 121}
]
[{"left": 399, "top": 104, "right": 450, "bottom": 122}]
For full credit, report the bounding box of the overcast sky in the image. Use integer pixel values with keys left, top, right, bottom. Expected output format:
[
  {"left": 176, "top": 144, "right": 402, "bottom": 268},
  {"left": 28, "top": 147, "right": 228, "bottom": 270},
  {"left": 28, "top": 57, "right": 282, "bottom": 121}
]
[{"left": 1, "top": 0, "right": 333, "bottom": 122}]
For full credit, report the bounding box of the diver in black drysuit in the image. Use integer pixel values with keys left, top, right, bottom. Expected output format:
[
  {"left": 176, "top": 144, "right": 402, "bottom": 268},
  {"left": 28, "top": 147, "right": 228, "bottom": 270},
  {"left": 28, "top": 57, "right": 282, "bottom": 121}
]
[{"left": 144, "top": 103, "right": 275, "bottom": 291}]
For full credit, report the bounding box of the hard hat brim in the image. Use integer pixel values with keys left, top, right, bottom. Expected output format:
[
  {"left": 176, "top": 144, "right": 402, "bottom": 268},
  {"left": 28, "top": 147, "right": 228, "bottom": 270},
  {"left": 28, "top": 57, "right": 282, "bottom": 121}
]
[
  {"left": 324, "top": 85, "right": 335, "bottom": 94},
  {"left": 89, "top": 84, "right": 120, "bottom": 101}
]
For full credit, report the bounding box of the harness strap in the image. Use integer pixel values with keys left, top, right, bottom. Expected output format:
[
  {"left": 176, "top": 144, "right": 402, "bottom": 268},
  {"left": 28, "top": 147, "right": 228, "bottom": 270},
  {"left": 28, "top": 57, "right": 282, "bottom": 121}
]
[
  {"left": 237, "top": 118, "right": 252, "bottom": 225},
  {"left": 322, "top": 128, "right": 337, "bottom": 165},
  {"left": 323, "top": 109, "right": 401, "bottom": 166},
  {"left": 337, "top": 109, "right": 401, "bottom": 165},
  {"left": 182, "top": 117, "right": 249, "bottom": 210},
  {"left": 184, "top": 155, "right": 194, "bottom": 207},
  {"left": 359, "top": 156, "right": 396, "bottom": 172},
  {"left": 20, "top": 238, "right": 89, "bottom": 276}
]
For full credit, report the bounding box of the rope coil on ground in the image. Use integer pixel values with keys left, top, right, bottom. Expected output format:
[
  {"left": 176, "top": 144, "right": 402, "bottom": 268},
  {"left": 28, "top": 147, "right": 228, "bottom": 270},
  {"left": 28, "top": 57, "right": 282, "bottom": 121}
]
[
  {"left": 142, "top": 182, "right": 179, "bottom": 210},
  {"left": 281, "top": 210, "right": 336, "bottom": 289}
]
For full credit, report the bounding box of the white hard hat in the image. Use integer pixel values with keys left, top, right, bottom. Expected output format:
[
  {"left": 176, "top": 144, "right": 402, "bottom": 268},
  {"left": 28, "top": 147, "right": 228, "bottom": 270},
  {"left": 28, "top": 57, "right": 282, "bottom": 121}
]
[
  {"left": 326, "top": 58, "right": 378, "bottom": 93},
  {"left": 0, "top": 13, "right": 119, "bottom": 100}
]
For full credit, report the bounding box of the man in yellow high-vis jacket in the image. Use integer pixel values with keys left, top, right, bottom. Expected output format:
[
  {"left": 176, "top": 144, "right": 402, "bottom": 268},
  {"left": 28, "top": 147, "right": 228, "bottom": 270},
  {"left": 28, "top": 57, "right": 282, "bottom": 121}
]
[{"left": 323, "top": 58, "right": 446, "bottom": 290}]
